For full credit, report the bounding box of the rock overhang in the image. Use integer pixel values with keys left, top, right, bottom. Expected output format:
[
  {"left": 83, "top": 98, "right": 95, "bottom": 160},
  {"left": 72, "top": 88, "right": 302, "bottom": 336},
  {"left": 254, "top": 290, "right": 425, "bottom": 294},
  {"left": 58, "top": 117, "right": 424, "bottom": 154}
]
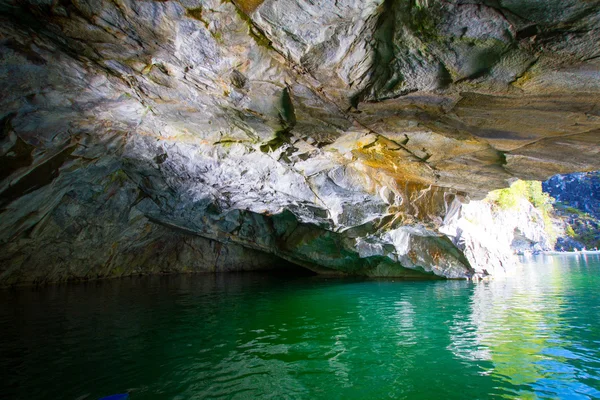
[{"left": 0, "top": 0, "right": 599, "bottom": 283}]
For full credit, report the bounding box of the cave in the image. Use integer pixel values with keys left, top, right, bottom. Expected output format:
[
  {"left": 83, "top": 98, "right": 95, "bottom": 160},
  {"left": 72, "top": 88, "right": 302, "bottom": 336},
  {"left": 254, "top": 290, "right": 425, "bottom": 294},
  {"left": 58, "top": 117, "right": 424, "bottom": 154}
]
[
  {"left": 2, "top": 1, "right": 600, "bottom": 399},
  {"left": 0, "top": 0, "right": 599, "bottom": 285}
]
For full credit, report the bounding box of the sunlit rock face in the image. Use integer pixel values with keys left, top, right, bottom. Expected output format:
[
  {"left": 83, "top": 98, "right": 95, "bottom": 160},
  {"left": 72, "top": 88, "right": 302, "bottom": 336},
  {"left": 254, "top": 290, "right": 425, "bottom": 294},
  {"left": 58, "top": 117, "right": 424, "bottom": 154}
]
[
  {"left": 442, "top": 198, "right": 555, "bottom": 277},
  {"left": 1, "top": 0, "right": 599, "bottom": 283},
  {"left": 543, "top": 171, "right": 600, "bottom": 251}
]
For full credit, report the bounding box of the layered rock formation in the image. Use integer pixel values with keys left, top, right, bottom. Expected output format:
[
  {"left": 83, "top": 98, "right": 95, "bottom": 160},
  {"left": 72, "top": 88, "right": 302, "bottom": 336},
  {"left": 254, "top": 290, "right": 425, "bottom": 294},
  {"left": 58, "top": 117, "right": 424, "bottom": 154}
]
[
  {"left": 1, "top": 0, "right": 599, "bottom": 283},
  {"left": 442, "top": 196, "right": 555, "bottom": 276}
]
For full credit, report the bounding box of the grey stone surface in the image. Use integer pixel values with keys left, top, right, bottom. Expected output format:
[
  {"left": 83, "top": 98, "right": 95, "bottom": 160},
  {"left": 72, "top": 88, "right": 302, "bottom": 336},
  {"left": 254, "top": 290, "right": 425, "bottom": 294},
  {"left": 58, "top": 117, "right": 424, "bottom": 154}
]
[
  {"left": 1, "top": 0, "right": 599, "bottom": 283},
  {"left": 441, "top": 198, "right": 554, "bottom": 277}
]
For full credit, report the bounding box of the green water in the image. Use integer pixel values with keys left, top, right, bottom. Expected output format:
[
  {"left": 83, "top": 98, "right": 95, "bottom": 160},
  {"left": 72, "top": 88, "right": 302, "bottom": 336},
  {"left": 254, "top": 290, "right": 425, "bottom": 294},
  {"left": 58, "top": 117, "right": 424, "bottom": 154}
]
[{"left": 1, "top": 254, "right": 600, "bottom": 399}]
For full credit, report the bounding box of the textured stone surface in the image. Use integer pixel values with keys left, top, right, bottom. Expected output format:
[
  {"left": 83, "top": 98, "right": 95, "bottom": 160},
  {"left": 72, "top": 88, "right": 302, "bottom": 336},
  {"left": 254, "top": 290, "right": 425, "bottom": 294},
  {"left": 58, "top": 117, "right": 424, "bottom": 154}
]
[
  {"left": 544, "top": 171, "right": 600, "bottom": 251},
  {"left": 544, "top": 172, "right": 600, "bottom": 219},
  {"left": 1, "top": 0, "right": 599, "bottom": 283},
  {"left": 441, "top": 198, "right": 554, "bottom": 277}
]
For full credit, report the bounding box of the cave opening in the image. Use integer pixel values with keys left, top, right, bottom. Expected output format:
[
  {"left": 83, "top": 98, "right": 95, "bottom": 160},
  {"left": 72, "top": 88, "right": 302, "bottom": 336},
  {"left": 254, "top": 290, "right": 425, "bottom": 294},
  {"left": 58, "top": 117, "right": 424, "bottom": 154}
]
[{"left": 264, "top": 259, "right": 319, "bottom": 278}]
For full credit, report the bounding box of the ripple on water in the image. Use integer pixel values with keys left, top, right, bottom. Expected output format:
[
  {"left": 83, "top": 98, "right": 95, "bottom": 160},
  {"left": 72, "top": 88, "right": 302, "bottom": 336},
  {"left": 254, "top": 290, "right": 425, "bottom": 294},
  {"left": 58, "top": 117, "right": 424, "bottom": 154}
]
[{"left": 1, "top": 256, "right": 600, "bottom": 399}]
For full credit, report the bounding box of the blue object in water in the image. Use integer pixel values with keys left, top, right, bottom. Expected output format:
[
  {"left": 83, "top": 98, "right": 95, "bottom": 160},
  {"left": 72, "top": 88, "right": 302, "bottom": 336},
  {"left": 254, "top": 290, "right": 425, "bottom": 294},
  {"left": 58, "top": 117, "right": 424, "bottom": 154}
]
[{"left": 99, "top": 394, "right": 129, "bottom": 400}]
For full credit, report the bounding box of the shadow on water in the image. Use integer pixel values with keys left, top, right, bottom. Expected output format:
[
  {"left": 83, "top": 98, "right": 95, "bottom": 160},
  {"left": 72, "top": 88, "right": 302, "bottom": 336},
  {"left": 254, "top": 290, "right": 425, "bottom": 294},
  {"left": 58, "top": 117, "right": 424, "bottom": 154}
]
[{"left": 1, "top": 255, "right": 600, "bottom": 399}]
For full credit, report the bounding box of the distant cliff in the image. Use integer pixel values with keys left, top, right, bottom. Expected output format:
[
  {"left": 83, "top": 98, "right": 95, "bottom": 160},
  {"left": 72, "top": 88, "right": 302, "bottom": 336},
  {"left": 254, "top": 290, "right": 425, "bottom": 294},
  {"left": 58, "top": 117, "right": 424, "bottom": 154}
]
[
  {"left": 543, "top": 172, "right": 600, "bottom": 251},
  {"left": 442, "top": 174, "right": 600, "bottom": 276},
  {"left": 441, "top": 181, "right": 556, "bottom": 276}
]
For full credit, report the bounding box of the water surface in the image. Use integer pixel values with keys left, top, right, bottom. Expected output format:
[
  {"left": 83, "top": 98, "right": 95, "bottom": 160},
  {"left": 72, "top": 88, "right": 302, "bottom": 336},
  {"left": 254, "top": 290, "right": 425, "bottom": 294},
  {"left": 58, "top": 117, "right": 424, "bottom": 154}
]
[{"left": 1, "top": 254, "right": 600, "bottom": 399}]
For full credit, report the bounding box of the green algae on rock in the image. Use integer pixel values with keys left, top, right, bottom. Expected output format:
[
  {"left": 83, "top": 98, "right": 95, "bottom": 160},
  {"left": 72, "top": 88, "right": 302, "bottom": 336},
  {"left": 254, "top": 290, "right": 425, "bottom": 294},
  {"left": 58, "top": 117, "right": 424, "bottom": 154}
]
[{"left": 0, "top": 0, "right": 599, "bottom": 284}]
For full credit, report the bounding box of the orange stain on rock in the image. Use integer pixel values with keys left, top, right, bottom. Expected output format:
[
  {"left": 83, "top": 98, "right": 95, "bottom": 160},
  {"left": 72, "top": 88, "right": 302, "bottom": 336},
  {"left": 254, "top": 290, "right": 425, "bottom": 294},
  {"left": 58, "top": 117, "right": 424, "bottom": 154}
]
[
  {"left": 352, "top": 139, "right": 435, "bottom": 186},
  {"left": 234, "top": 0, "right": 265, "bottom": 14}
]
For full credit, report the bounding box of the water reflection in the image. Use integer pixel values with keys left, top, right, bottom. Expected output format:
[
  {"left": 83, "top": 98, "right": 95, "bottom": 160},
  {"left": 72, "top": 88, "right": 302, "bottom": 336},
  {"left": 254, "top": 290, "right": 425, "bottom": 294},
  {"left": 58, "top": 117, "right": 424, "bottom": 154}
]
[
  {"left": 449, "top": 254, "right": 600, "bottom": 399},
  {"left": 393, "top": 300, "right": 417, "bottom": 346},
  {"left": 1, "top": 258, "right": 600, "bottom": 400}
]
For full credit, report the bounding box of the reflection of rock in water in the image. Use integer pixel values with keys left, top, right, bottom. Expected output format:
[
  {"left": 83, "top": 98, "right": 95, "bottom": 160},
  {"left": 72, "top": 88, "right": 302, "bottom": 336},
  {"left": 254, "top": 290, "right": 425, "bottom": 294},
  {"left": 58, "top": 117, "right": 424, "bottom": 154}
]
[
  {"left": 1, "top": 0, "right": 600, "bottom": 283},
  {"left": 448, "top": 255, "right": 600, "bottom": 395}
]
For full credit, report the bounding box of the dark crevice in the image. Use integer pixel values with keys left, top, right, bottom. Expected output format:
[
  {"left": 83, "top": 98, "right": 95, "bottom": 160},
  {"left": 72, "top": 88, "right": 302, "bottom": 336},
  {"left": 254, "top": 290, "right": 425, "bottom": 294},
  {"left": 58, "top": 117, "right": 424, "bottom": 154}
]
[
  {"left": 0, "top": 114, "right": 36, "bottom": 182},
  {"left": 0, "top": 144, "right": 77, "bottom": 209},
  {"left": 436, "top": 62, "right": 453, "bottom": 89},
  {"left": 454, "top": 46, "right": 506, "bottom": 83},
  {"left": 260, "top": 86, "right": 296, "bottom": 153},
  {"left": 351, "top": 0, "right": 398, "bottom": 106},
  {"left": 0, "top": 136, "right": 35, "bottom": 181},
  {"left": 516, "top": 24, "right": 539, "bottom": 40},
  {"left": 267, "top": 261, "right": 319, "bottom": 277},
  {"left": 147, "top": 214, "right": 316, "bottom": 277}
]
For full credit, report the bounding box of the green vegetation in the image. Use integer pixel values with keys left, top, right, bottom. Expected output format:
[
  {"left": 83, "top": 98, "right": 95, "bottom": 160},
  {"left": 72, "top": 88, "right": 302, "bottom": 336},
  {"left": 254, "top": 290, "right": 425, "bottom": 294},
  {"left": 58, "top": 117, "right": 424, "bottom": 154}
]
[
  {"left": 555, "top": 203, "right": 586, "bottom": 216},
  {"left": 488, "top": 181, "right": 600, "bottom": 249},
  {"left": 577, "top": 225, "right": 600, "bottom": 249},
  {"left": 553, "top": 202, "right": 600, "bottom": 249},
  {"left": 229, "top": 0, "right": 274, "bottom": 50},
  {"left": 487, "top": 180, "right": 557, "bottom": 244},
  {"left": 487, "top": 180, "right": 553, "bottom": 211},
  {"left": 185, "top": 7, "right": 208, "bottom": 27},
  {"left": 410, "top": 0, "right": 440, "bottom": 40}
]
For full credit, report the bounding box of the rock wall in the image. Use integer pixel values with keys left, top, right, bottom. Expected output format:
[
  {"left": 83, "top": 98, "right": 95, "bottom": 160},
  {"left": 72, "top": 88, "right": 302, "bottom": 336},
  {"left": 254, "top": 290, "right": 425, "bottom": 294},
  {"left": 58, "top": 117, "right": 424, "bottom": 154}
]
[
  {"left": 442, "top": 198, "right": 554, "bottom": 276},
  {"left": 1, "top": 0, "right": 599, "bottom": 283},
  {"left": 543, "top": 171, "right": 600, "bottom": 251},
  {"left": 544, "top": 172, "right": 600, "bottom": 219},
  {"left": 0, "top": 157, "right": 298, "bottom": 284}
]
